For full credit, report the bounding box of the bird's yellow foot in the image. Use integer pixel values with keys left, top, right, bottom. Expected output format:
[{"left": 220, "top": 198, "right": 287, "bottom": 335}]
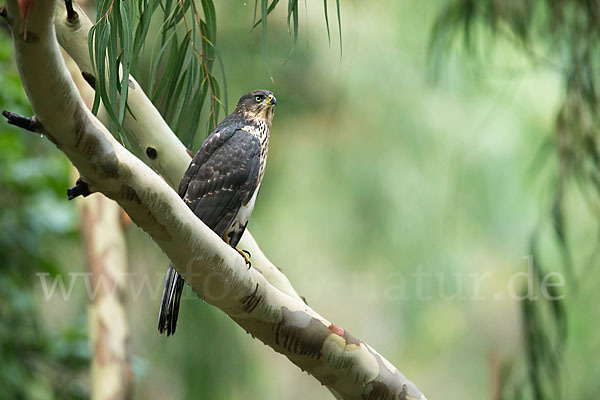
[
  {"left": 223, "top": 235, "right": 252, "bottom": 269},
  {"left": 235, "top": 248, "right": 252, "bottom": 269}
]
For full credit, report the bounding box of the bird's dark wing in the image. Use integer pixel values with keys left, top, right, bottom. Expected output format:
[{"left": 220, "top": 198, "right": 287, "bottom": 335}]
[
  {"left": 179, "top": 125, "right": 261, "bottom": 237},
  {"left": 177, "top": 122, "right": 236, "bottom": 198},
  {"left": 159, "top": 125, "right": 261, "bottom": 336}
]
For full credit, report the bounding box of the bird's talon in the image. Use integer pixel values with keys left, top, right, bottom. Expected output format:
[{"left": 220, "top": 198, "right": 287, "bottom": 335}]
[
  {"left": 234, "top": 248, "right": 252, "bottom": 269},
  {"left": 241, "top": 249, "right": 252, "bottom": 270}
]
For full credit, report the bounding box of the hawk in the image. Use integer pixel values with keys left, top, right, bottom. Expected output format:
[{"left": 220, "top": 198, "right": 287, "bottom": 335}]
[{"left": 158, "top": 89, "right": 277, "bottom": 336}]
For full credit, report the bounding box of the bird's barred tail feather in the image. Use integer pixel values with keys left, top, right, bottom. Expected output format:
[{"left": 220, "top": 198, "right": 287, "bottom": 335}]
[{"left": 158, "top": 263, "right": 185, "bottom": 336}]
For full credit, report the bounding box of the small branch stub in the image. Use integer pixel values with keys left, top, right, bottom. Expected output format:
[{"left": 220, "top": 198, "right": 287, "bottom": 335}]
[
  {"left": 2, "top": 110, "right": 42, "bottom": 132},
  {"left": 64, "top": 0, "right": 78, "bottom": 21},
  {"left": 68, "top": 178, "right": 91, "bottom": 200}
]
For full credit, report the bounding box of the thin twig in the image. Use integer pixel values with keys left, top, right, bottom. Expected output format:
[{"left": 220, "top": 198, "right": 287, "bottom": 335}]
[{"left": 2, "top": 110, "right": 42, "bottom": 132}]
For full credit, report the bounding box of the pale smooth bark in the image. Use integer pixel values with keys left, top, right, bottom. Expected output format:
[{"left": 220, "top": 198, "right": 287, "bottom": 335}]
[{"left": 4, "top": 1, "right": 426, "bottom": 399}]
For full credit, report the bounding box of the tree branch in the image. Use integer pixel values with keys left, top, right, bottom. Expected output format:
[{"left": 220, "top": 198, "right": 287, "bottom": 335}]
[{"left": 5, "top": 1, "right": 426, "bottom": 399}]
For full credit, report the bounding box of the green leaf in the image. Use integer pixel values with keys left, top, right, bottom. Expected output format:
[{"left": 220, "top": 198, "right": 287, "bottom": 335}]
[
  {"left": 200, "top": 0, "right": 217, "bottom": 42},
  {"left": 261, "top": 0, "right": 273, "bottom": 81},
  {"left": 148, "top": 30, "right": 177, "bottom": 97},
  {"left": 87, "top": 24, "right": 101, "bottom": 115},
  {"left": 253, "top": 0, "right": 259, "bottom": 26},
  {"left": 214, "top": 47, "right": 229, "bottom": 113},
  {"left": 323, "top": 0, "right": 331, "bottom": 46},
  {"left": 107, "top": 13, "right": 120, "bottom": 137},
  {"left": 118, "top": 2, "right": 133, "bottom": 126},
  {"left": 286, "top": 0, "right": 298, "bottom": 59},
  {"left": 335, "top": 0, "right": 342, "bottom": 57},
  {"left": 162, "top": 37, "right": 192, "bottom": 118},
  {"left": 132, "top": 1, "right": 159, "bottom": 63},
  {"left": 253, "top": 0, "right": 280, "bottom": 29}
]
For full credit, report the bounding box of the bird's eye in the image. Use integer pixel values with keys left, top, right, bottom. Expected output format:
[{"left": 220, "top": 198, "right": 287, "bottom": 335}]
[{"left": 255, "top": 95, "right": 263, "bottom": 102}]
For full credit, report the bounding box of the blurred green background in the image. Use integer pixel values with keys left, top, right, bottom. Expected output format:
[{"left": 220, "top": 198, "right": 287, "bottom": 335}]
[{"left": 1, "top": 1, "right": 599, "bottom": 399}]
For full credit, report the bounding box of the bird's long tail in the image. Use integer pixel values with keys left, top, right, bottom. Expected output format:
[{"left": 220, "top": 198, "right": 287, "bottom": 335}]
[{"left": 158, "top": 263, "right": 185, "bottom": 336}]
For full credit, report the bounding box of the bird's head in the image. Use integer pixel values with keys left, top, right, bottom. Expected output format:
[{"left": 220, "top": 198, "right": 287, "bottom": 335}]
[{"left": 235, "top": 89, "right": 277, "bottom": 123}]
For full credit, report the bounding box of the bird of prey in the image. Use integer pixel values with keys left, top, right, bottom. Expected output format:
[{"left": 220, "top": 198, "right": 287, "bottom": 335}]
[{"left": 158, "top": 89, "right": 277, "bottom": 336}]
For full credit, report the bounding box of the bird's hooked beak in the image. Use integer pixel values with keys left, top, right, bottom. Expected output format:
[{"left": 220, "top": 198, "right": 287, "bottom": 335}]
[{"left": 265, "top": 94, "right": 277, "bottom": 106}]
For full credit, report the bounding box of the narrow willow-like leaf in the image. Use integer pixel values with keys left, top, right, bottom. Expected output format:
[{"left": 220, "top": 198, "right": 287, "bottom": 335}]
[
  {"left": 253, "top": 0, "right": 280, "bottom": 29},
  {"left": 286, "top": 0, "right": 295, "bottom": 31},
  {"left": 211, "top": 75, "right": 221, "bottom": 125},
  {"left": 162, "top": 38, "right": 192, "bottom": 117},
  {"left": 214, "top": 46, "right": 229, "bottom": 113},
  {"left": 107, "top": 12, "right": 120, "bottom": 137},
  {"left": 286, "top": 0, "right": 298, "bottom": 59},
  {"left": 148, "top": 30, "right": 177, "bottom": 96},
  {"left": 199, "top": 12, "right": 216, "bottom": 71},
  {"left": 323, "top": 0, "right": 331, "bottom": 46},
  {"left": 167, "top": 69, "right": 190, "bottom": 126},
  {"left": 184, "top": 72, "right": 208, "bottom": 146},
  {"left": 132, "top": 1, "right": 158, "bottom": 63},
  {"left": 87, "top": 24, "right": 101, "bottom": 114},
  {"left": 88, "top": 0, "right": 133, "bottom": 145},
  {"left": 163, "top": 0, "right": 192, "bottom": 31},
  {"left": 182, "top": 57, "right": 207, "bottom": 147},
  {"left": 201, "top": 0, "right": 217, "bottom": 42},
  {"left": 172, "top": 75, "right": 194, "bottom": 134},
  {"left": 261, "top": 0, "right": 273, "bottom": 81},
  {"left": 196, "top": 1, "right": 223, "bottom": 135},
  {"left": 173, "top": 54, "right": 197, "bottom": 139},
  {"left": 152, "top": 35, "right": 188, "bottom": 105},
  {"left": 118, "top": 2, "right": 132, "bottom": 126},
  {"left": 94, "top": 21, "right": 120, "bottom": 131},
  {"left": 335, "top": 0, "right": 342, "bottom": 57},
  {"left": 253, "top": 0, "right": 259, "bottom": 26}
]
